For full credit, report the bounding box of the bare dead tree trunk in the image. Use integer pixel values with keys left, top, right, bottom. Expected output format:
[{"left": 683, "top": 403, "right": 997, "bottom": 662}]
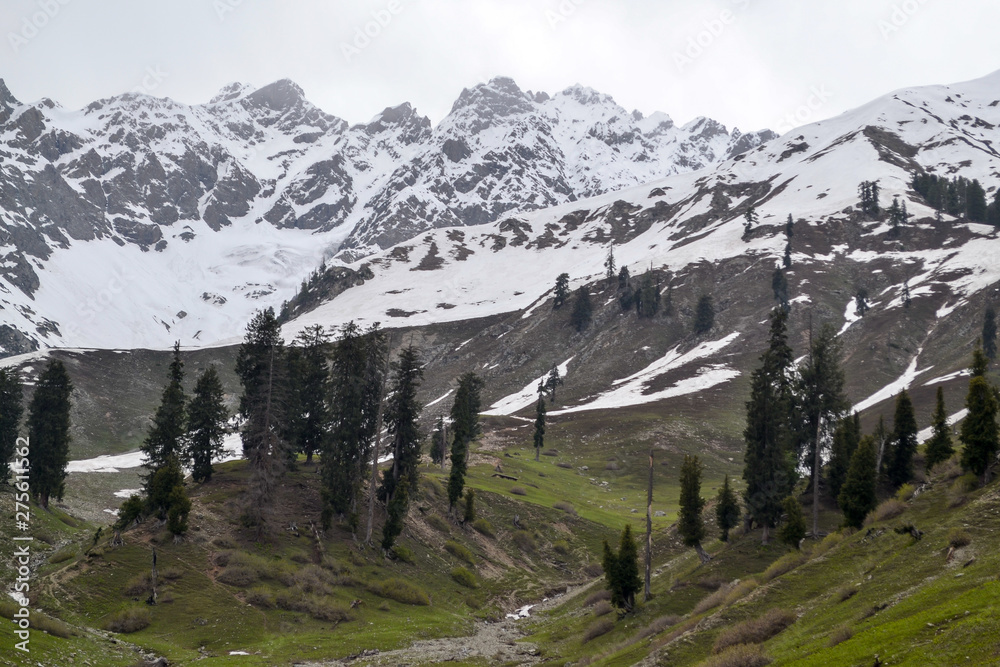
[
  {"left": 644, "top": 448, "right": 653, "bottom": 601},
  {"left": 149, "top": 548, "right": 158, "bottom": 605}
]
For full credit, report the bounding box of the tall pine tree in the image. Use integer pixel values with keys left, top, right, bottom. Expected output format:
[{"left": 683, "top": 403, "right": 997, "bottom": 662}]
[
  {"left": 186, "top": 366, "right": 228, "bottom": 484},
  {"left": 0, "top": 368, "right": 23, "bottom": 484},
  {"left": 715, "top": 475, "right": 740, "bottom": 542},
  {"left": 382, "top": 345, "right": 424, "bottom": 504},
  {"left": 743, "top": 308, "right": 796, "bottom": 544},
  {"left": 839, "top": 435, "right": 878, "bottom": 529},
  {"left": 287, "top": 325, "right": 330, "bottom": 465},
  {"left": 533, "top": 393, "right": 546, "bottom": 461},
  {"left": 602, "top": 524, "right": 642, "bottom": 612},
  {"left": 448, "top": 372, "right": 484, "bottom": 509},
  {"left": 678, "top": 455, "right": 710, "bottom": 563},
  {"left": 959, "top": 347, "right": 999, "bottom": 484},
  {"left": 694, "top": 295, "right": 715, "bottom": 334},
  {"left": 27, "top": 360, "right": 73, "bottom": 510},
  {"left": 429, "top": 415, "right": 447, "bottom": 466},
  {"left": 984, "top": 308, "right": 997, "bottom": 361},
  {"left": 924, "top": 387, "right": 954, "bottom": 472},
  {"left": 886, "top": 390, "right": 918, "bottom": 488},
  {"left": 141, "top": 343, "right": 187, "bottom": 486},
  {"left": 827, "top": 413, "right": 861, "bottom": 500},
  {"left": 570, "top": 287, "right": 592, "bottom": 332}
]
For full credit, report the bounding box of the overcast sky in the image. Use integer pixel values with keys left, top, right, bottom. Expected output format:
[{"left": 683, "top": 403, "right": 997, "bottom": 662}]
[{"left": 1, "top": 0, "right": 998, "bottom": 134}]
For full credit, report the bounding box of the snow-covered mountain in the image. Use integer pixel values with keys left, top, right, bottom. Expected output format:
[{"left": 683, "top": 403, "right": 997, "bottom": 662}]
[{"left": 0, "top": 76, "right": 773, "bottom": 354}]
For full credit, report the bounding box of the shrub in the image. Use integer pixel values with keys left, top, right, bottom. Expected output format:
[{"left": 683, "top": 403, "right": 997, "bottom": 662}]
[
  {"left": 444, "top": 540, "right": 476, "bottom": 564},
  {"left": 245, "top": 587, "right": 275, "bottom": 608},
  {"left": 510, "top": 486, "right": 527, "bottom": 496},
  {"left": 160, "top": 567, "right": 184, "bottom": 581},
  {"left": 762, "top": 552, "right": 807, "bottom": 583},
  {"left": 472, "top": 519, "right": 495, "bottom": 538},
  {"left": 713, "top": 608, "right": 796, "bottom": 653},
  {"left": 542, "top": 449, "right": 558, "bottom": 457},
  {"left": 427, "top": 514, "right": 450, "bottom": 534},
  {"left": 948, "top": 493, "right": 969, "bottom": 508},
  {"left": 105, "top": 606, "right": 151, "bottom": 634},
  {"left": 692, "top": 582, "right": 734, "bottom": 616},
  {"left": 213, "top": 536, "right": 238, "bottom": 549},
  {"left": 948, "top": 528, "right": 972, "bottom": 549},
  {"left": 836, "top": 585, "right": 858, "bottom": 602},
  {"left": 953, "top": 473, "right": 979, "bottom": 493},
  {"left": 605, "top": 462, "right": 620, "bottom": 471},
  {"left": 583, "top": 562, "right": 605, "bottom": 578},
  {"left": 582, "top": 618, "right": 614, "bottom": 643},
  {"left": 274, "top": 588, "right": 351, "bottom": 622},
  {"left": 584, "top": 589, "right": 611, "bottom": 607},
  {"left": 812, "top": 531, "right": 844, "bottom": 558},
  {"left": 723, "top": 578, "right": 759, "bottom": 606},
  {"left": 422, "top": 476, "right": 445, "bottom": 498},
  {"left": 391, "top": 546, "right": 415, "bottom": 564},
  {"left": 553, "top": 501, "right": 577, "bottom": 516},
  {"left": 217, "top": 565, "right": 259, "bottom": 588},
  {"left": 828, "top": 625, "right": 853, "bottom": 647},
  {"left": 30, "top": 612, "right": 75, "bottom": 638},
  {"left": 865, "top": 499, "right": 906, "bottom": 525},
  {"left": 123, "top": 572, "right": 152, "bottom": 597},
  {"left": 513, "top": 530, "right": 536, "bottom": 553},
  {"left": 294, "top": 565, "right": 335, "bottom": 595},
  {"left": 699, "top": 644, "right": 772, "bottom": 667},
  {"left": 895, "top": 483, "right": 916, "bottom": 502},
  {"left": 451, "top": 566, "right": 478, "bottom": 589},
  {"left": 556, "top": 461, "right": 573, "bottom": 469},
  {"left": 592, "top": 600, "right": 613, "bottom": 617},
  {"left": 368, "top": 578, "right": 431, "bottom": 606},
  {"left": 553, "top": 540, "right": 571, "bottom": 556},
  {"left": 49, "top": 546, "right": 76, "bottom": 565},
  {"left": 635, "top": 615, "right": 681, "bottom": 641}
]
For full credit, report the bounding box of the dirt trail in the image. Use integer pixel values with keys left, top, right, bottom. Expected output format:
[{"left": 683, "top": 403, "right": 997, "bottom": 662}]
[{"left": 306, "top": 582, "right": 595, "bottom": 667}]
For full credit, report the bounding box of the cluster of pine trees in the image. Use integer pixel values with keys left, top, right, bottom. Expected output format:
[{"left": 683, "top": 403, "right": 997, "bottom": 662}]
[{"left": 910, "top": 173, "right": 998, "bottom": 224}]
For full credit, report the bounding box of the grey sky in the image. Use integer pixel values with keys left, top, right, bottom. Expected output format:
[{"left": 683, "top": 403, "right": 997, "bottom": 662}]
[{"left": 1, "top": 0, "right": 997, "bottom": 134}]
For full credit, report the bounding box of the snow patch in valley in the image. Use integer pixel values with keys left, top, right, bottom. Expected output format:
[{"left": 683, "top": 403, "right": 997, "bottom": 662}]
[
  {"left": 852, "top": 350, "right": 929, "bottom": 413},
  {"left": 483, "top": 357, "right": 574, "bottom": 416},
  {"left": 917, "top": 409, "right": 968, "bottom": 444}
]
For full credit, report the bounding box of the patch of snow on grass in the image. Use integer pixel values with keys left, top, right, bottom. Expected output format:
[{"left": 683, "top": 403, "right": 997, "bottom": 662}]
[{"left": 483, "top": 357, "right": 574, "bottom": 416}]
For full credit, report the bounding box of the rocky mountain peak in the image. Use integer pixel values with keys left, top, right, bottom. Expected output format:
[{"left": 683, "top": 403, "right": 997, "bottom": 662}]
[
  {"left": 245, "top": 78, "right": 307, "bottom": 112},
  {"left": 449, "top": 76, "right": 534, "bottom": 119},
  {"left": 0, "top": 79, "right": 22, "bottom": 124},
  {"left": 210, "top": 82, "right": 255, "bottom": 105}
]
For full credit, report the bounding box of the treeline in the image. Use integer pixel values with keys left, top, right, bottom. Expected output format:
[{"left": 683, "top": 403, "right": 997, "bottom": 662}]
[{"left": 910, "top": 173, "right": 999, "bottom": 224}]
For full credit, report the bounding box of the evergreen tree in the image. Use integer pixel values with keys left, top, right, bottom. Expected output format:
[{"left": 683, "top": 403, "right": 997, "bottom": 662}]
[
  {"left": 186, "top": 367, "right": 228, "bottom": 484},
  {"left": 924, "top": 386, "right": 954, "bottom": 472},
  {"left": 967, "top": 179, "right": 988, "bottom": 222},
  {"left": 743, "top": 206, "right": 758, "bottom": 237},
  {"left": 570, "top": 287, "right": 593, "bottom": 332},
  {"left": 772, "top": 269, "right": 789, "bottom": 311},
  {"left": 783, "top": 241, "right": 792, "bottom": 269},
  {"left": 888, "top": 196, "right": 906, "bottom": 230},
  {"left": 902, "top": 281, "right": 912, "bottom": 309},
  {"left": 777, "top": 496, "right": 807, "bottom": 548},
  {"left": 0, "top": 368, "right": 23, "bottom": 485},
  {"left": 27, "top": 360, "right": 73, "bottom": 510},
  {"left": 146, "top": 455, "right": 184, "bottom": 520},
  {"left": 694, "top": 294, "right": 715, "bottom": 335},
  {"left": 429, "top": 415, "right": 447, "bottom": 465},
  {"left": 287, "top": 325, "right": 330, "bottom": 465},
  {"left": 827, "top": 413, "right": 861, "bottom": 500},
  {"left": 544, "top": 366, "right": 564, "bottom": 402},
  {"left": 715, "top": 475, "right": 740, "bottom": 542},
  {"left": 141, "top": 343, "right": 187, "bottom": 485},
  {"left": 553, "top": 273, "right": 570, "bottom": 310},
  {"left": 448, "top": 372, "right": 484, "bottom": 509},
  {"left": 463, "top": 488, "right": 476, "bottom": 523},
  {"left": 786, "top": 214, "right": 794, "bottom": 238},
  {"left": 533, "top": 393, "right": 546, "bottom": 461},
  {"left": 959, "top": 372, "right": 999, "bottom": 484},
  {"left": 886, "top": 390, "right": 918, "bottom": 488},
  {"left": 381, "top": 474, "right": 409, "bottom": 552},
  {"left": 602, "top": 524, "right": 642, "bottom": 612},
  {"left": 636, "top": 269, "right": 661, "bottom": 318},
  {"left": 839, "top": 435, "right": 878, "bottom": 529},
  {"left": 870, "top": 181, "right": 881, "bottom": 216},
  {"left": 988, "top": 190, "right": 1000, "bottom": 227},
  {"left": 678, "top": 455, "right": 710, "bottom": 563},
  {"left": 604, "top": 244, "right": 616, "bottom": 284},
  {"left": 743, "top": 308, "right": 796, "bottom": 544},
  {"left": 166, "top": 482, "right": 192, "bottom": 537},
  {"left": 382, "top": 345, "right": 424, "bottom": 504},
  {"left": 323, "top": 322, "right": 386, "bottom": 528},
  {"left": 855, "top": 288, "right": 870, "bottom": 317},
  {"left": 617, "top": 265, "right": 631, "bottom": 291},
  {"left": 236, "top": 308, "right": 289, "bottom": 529},
  {"left": 983, "top": 308, "right": 997, "bottom": 361}
]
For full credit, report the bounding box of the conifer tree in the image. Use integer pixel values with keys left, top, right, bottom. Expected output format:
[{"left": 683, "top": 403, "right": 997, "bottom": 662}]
[
  {"left": 429, "top": 415, "right": 447, "bottom": 465},
  {"left": 960, "top": 367, "right": 999, "bottom": 485},
  {"left": 777, "top": 496, "right": 807, "bottom": 548},
  {"left": 855, "top": 288, "right": 870, "bottom": 317},
  {"left": 287, "top": 325, "right": 330, "bottom": 465},
  {"left": 983, "top": 308, "right": 997, "bottom": 361},
  {"left": 743, "top": 206, "right": 758, "bottom": 237},
  {"left": 533, "top": 393, "right": 546, "bottom": 461},
  {"left": 463, "top": 488, "right": 476, "bottom": 523},
  {"left": 0, "top": 368, "right": 23, "bottom": 484},
  {"left": 715, "top": 475, "right": 740, "bottom": 542},
  {"left": 772, "top": 269, "right": 789, "bottom": 311},
  {"left": 166, "top": 482, "right": 192, "bottom": 537},
  {"left": 570, "top": 286, "right": 592, "bottom": 332},
  {"left": 694, "top": 295, "right": 715, "bottom": 335},
  {"left": 617, "top": 265, "right": 631, "bottom": 290},
  {"left": 186, "top": 366, "right": 228, "bottom": 484},
  {"left": 783, "top": 241, "right": 792, "bottom": 269},
  {"left": 27, "top": 360, "right": 73, "bottom": 510},
  {"left": 602, "top": 524, "right": 642, "bottom": 612},
  {"left": 678, "top": 455, "right": 710, "bottom": 563},
  {"left": 636, "top": 269, "right": 661, "bottom": 318},
  {"left": 839, "top": 435, "right": 878, "bottom": 529},
  {"left": 146, "top": 454, "right": 184, "bottom": 520},
  {"left": 448, "top": 372, "right": 484, "bottom": 509},
  {"left": 604, "top": 244, "right": 616, "bottom": 284},
  {"left": 827, "top": 413, "right": 861, "bottom": 500},
  {"left": 743, "top": 308, "right": 796, "bottom": 544},
  {"left": 544, "top": 366, "right": 564, "bottom": 402},
  {"left": 141, "top": 343, "right": 187, "bottom": 485},
  {"left": 553, "top": 273, "right": 570, "bottom": 310},
  {"left": 381, "top": 474, "right": 409, "bottom": 552},
  {"left": 382, "top": 345, "right": 424, "bottom": 504},
  {"left": 886, "top": 390, "right": 918, "bottom": 488},
  {"left": 924, "top": 387, "right": 954, "bottom": 472}
]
